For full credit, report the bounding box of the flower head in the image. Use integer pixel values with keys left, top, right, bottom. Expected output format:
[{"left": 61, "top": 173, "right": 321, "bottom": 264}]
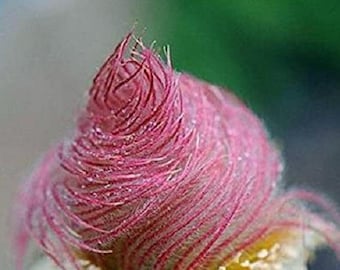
[{"left": 14, "top": 33, "right": 340, "bottom": 270}]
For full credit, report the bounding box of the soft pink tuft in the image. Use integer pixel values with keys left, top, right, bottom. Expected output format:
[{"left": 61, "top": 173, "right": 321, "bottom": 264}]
[{"left": 13, "top": 33, "right": 340, "bottom": 270}]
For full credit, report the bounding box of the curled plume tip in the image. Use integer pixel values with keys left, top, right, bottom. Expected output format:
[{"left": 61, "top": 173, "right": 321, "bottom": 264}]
[{"left": 13, "top": 32, "right": 340, "bottom": 270}]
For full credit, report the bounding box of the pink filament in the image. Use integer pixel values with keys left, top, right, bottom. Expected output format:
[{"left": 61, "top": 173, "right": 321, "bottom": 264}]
[{"left": 13, "top": 33, "right": 340, "bottom": 270}]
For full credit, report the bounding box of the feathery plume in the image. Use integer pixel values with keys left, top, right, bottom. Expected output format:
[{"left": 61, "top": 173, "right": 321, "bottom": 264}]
[{"left": 13, "top": 33, "right": 340, "bottom": 270}]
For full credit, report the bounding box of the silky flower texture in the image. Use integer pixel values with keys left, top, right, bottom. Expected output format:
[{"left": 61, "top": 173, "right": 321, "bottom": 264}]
[{"left": 13, "top": 33, "right": 340, "bottom": 270}]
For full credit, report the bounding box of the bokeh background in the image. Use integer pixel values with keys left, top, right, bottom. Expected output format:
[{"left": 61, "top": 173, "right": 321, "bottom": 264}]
[{"left": 0, "top": 1, "right": 339, "bottom": 269}]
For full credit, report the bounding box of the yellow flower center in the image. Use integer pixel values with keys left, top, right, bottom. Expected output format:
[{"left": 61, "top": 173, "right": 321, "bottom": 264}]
[{"left": 214, "top": 229, "right": 322, "bottom": 270}]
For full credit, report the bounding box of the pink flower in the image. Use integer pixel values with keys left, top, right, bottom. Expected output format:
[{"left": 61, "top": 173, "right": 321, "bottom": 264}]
[{"left": 13, "top": 33, "right": 340, "bottom": 270}]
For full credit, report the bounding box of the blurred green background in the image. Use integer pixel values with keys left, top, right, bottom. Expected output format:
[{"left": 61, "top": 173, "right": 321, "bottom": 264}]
[
  {"left": 140, "top": 0, "right": 340, "bottom": 193},
  {"left": 142, "top": 0, "right": 340, "bottom": 133}
]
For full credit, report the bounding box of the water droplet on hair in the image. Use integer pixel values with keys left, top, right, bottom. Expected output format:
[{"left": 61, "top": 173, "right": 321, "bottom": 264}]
[
  {"left": 95, "top": 127, "right": 103, "bottom": 134},
  {"left": 113, "top": 201, "right": 124, "bottom": 206}
]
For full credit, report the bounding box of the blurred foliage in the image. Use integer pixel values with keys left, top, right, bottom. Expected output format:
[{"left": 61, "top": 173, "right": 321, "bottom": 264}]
[{"left": 142, "top": 0, "right": 340, "bottom": 134}]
